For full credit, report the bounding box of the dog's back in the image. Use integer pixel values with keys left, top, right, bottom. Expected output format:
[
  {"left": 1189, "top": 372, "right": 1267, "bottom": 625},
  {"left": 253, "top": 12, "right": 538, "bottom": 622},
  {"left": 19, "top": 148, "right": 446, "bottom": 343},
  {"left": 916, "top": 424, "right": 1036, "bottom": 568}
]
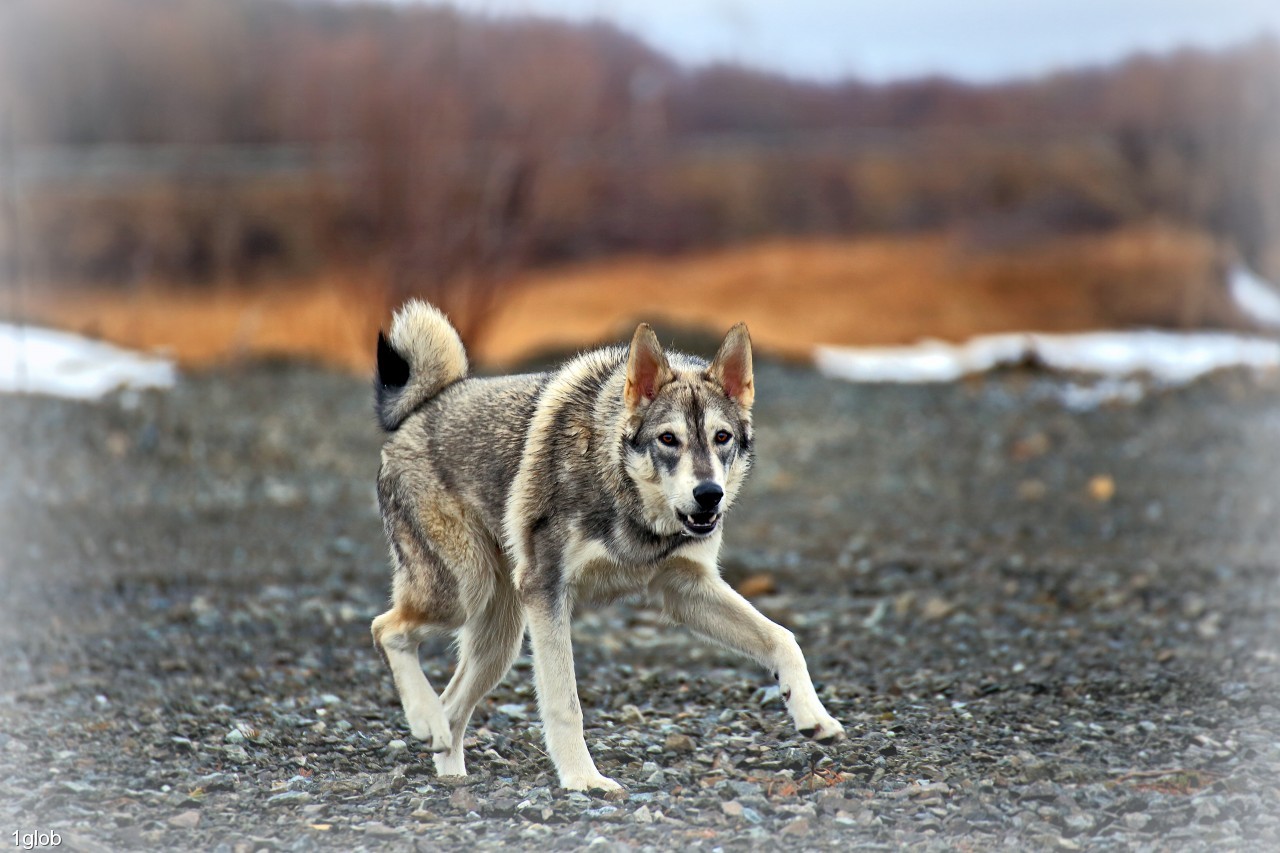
[{"left": 381, "top": 372, "right": 544, "bottom": 538}]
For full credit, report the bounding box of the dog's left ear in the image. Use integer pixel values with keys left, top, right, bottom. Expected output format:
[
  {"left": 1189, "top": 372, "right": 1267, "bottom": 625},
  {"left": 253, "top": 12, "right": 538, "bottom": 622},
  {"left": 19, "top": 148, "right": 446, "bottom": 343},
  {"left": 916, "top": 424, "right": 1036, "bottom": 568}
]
[
  {"left": 708, "top": 322, "right": 754, "bottom": 409},
  {"left": 625, "top": 323, "right": 674, "bottom": 411}
]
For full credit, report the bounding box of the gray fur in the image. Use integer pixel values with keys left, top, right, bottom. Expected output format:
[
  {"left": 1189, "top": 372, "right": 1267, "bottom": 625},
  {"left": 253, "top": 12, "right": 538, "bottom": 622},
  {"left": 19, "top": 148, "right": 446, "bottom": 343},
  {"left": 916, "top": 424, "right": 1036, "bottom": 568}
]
[{"left": 370, "top": 307, "right": 843, "bottom": 791}]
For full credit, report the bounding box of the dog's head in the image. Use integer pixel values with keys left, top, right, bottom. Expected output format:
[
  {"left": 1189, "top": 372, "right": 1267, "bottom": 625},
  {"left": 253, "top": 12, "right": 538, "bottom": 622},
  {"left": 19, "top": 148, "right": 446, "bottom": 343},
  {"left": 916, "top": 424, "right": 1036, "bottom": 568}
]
[{"left": 622, "top": 323, "right": 755, "bottom": 538}]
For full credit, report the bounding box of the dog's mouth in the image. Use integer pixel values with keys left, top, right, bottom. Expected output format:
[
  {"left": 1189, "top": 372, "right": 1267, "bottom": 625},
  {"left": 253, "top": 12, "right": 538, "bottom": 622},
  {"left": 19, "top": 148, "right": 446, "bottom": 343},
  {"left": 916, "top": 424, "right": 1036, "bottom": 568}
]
[{"left": 678, "top": 510, "right": 720, "bottom": 536}]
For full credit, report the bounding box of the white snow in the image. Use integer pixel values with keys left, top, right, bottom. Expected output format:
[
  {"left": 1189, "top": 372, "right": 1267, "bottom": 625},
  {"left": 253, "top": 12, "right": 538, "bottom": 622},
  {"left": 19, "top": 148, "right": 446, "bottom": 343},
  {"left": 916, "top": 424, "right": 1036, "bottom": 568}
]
[
  {"left": 0, "top": 323, "right": 176, "bottom": 400},
  {"left": 1229, "top": 263, "right": 1280, "bottom": 328},
  {"left": 815, "top": 330, "right": 1280, "bottom": 388}
]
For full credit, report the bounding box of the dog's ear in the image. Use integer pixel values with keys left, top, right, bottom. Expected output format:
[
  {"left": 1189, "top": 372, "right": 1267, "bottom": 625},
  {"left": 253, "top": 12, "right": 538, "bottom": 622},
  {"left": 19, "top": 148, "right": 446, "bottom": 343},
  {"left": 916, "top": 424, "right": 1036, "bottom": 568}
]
[
  {"left": 708, "top": 322, "right": 754, "bottom": 409},
  {"left": 625, "top": 323, "right": 673, "bottom": 411}
]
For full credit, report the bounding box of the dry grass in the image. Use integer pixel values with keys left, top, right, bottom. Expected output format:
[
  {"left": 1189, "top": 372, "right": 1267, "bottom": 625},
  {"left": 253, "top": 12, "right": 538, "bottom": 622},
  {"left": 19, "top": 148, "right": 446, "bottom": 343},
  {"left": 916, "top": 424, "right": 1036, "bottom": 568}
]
[{"left": 11, "top": 224, "right": 1241, "bottom": 373}]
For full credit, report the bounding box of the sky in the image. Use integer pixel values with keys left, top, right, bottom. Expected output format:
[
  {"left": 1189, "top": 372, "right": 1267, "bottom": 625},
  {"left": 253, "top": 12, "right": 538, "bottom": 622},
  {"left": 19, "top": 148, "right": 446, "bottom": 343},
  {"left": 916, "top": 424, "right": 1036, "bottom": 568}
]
[{"left": 411, "top": 0, "right": 1280, "bottom": 82}]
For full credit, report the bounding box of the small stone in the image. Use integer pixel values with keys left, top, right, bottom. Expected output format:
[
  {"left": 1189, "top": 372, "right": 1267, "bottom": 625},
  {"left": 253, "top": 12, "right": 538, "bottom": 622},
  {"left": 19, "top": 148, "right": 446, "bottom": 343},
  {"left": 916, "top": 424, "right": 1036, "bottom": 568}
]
[
  {"left": 1018, "top": 479, "right": 1048, "bottom": 501},
  {"left": 736, "top": 573, "right": 777, "bottom": 597},
  {"left": 633, "top": 805, "right": 654, "bottom": 824},
  {"left": 921, "top": 596, "right": 955, "bottom": 621},
  {"left": 267, "top": 791, "right": 312, "bottom": 807},
  {"left": 495, "top": 704, "right": 529, "bottom": 721},
  {"left": 386, "top": 739, "right": 408, "bottom": 755},
  {"left": 449, "top": 787, "right": 479, "bottom": 813},
  {"left": 224, "top": 729, "right": 246, "bottom": 744},
  {"left": 1194, "top": 799, "right": 1221, "bottom": 821},
  {"left": 620, "top": 705, "right": 646, "bottom": 725},
  {"left": 1062, "top": 812, "right": 1095, "bottom": 834},
  {"left": 1122, "top": 812, "right": 1150, "bottom": 831},
  {"left": 167, "top": 810, "right": 201, "bottom": 830},
  {"left": 1088, "top": 474, "right": 1115, "bottom": 502},
  {"left": 722, "top": 801, "right": 744, "bottom": 818},
  {"left": 781, "top": 817, "right": 811, "bottom": 836},
  {"left": 195, "top": 773, "right": 235, "bottom": 793},
  {"left": 664, "top": 733, "right": 695, "bottom": 754}
]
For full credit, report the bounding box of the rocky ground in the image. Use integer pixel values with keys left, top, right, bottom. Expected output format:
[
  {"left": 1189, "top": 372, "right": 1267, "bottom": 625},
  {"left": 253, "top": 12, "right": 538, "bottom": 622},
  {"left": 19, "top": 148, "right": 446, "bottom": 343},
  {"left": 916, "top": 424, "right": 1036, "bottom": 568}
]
[{"left": 1, "top": 356, "right": 1278, "bottom": 851}]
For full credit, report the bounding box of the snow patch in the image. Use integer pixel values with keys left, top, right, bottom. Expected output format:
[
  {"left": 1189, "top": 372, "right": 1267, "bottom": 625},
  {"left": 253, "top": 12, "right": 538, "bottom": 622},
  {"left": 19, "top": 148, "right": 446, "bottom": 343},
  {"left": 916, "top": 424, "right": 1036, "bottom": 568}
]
[
  {"left": 1046, "top": 378, "right": 1147, "bottom": 412},
  {"left": 1, "top": 323, "right": 177, "bottom": 400},
  {"left": 1229, "top": 263, "right": 1280, "bottom": 328},
  {"left": 815, "top": 330, "right": 1280, "bottom": 389}
]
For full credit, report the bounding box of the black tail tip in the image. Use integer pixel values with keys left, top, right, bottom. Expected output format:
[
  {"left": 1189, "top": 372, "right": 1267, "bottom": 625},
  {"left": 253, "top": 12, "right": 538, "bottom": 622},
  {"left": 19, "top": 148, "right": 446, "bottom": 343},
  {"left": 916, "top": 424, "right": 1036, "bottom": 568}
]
[{"left": 376, "top": 330, "right": 410, "bottom": 389}]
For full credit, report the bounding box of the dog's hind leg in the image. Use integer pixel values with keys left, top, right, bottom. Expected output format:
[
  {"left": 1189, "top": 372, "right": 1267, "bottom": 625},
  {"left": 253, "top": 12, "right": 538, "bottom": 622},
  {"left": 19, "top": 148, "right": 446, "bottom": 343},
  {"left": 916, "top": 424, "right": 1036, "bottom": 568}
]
[
  {"left": 434, "top": 577, "right": 526, "bottom": 777},
  {"left": 371, "top": 605, "right": 453, "bottom": 754},
  {"left": 371, "top": 505, "right": 467, "bottom": 755}
]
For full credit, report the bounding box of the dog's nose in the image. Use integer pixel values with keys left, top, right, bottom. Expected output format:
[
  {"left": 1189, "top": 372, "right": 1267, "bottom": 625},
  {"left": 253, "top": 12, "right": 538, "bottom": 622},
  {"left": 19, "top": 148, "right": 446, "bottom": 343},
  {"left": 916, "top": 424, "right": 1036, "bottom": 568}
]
[{"left": 693, "top": 482, "right": 723, "bottom": 510}]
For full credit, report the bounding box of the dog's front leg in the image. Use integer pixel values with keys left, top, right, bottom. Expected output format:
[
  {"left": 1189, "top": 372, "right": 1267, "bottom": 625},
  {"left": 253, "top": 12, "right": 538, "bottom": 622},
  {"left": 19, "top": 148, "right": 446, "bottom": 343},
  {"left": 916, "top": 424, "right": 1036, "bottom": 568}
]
[
  {"left": 657, "top": 560, "right": 845, "bottom": 743},
  {"left": 523, "top": 594, "right": 622, "bottom": 792}
]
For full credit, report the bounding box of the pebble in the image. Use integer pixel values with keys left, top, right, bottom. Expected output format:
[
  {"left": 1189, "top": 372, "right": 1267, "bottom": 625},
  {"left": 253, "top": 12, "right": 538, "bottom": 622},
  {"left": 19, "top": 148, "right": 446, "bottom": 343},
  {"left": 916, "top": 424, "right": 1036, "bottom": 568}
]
[
  {"left": 496, "top": 704, "right": 529, "bottom": 721},
  {"left": 449, "top": 788, "right": 480, "bottom": 813},
  {"left": 781, "top": 817, "right": 811, "bottom": 836},
  {"left": 663, "top": 734, "right": 696, "bottom": 754},
  {"left": 196, "top": 773, "right": 235, "bottom": 792},
  {"left": 362, "top": 822, "right": 401, "bottom": 838}
]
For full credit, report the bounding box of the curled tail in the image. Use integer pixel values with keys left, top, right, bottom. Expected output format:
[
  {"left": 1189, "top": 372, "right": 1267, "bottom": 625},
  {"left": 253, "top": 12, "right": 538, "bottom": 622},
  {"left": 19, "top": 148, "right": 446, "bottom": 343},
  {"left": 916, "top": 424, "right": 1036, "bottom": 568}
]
[{"left": 375, "top": 300, "right": 469, "bottom": 431}]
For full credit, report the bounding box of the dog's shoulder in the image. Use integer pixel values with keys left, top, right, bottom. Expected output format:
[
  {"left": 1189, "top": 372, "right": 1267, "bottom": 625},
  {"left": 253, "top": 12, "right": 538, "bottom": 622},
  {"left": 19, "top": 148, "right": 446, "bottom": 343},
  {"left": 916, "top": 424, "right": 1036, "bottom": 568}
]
[{"left": 535, "top": 345, "right": 629, "bottom": 410}]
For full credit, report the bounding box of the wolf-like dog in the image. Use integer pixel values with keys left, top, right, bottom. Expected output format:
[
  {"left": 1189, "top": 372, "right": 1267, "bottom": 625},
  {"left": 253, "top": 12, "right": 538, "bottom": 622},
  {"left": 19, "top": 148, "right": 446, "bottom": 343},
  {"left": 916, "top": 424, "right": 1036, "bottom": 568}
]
[{"left": 370, "top": 300, "right": 844, "bottom": 791}]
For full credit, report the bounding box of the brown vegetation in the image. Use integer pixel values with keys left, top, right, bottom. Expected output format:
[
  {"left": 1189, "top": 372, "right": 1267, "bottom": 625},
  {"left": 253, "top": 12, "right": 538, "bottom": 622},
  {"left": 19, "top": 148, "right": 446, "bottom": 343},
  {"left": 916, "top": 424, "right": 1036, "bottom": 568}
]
[{"left": 20, "top": 224, "right": 1240, "bottom": 372}]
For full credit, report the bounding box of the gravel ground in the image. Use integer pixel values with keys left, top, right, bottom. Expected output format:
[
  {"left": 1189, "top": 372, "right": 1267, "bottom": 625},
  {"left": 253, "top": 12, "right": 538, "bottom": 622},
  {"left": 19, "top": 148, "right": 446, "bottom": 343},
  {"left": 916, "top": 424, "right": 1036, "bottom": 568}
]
[{"left": 2, "top": 357, "right": 1278, "bottom": 851}]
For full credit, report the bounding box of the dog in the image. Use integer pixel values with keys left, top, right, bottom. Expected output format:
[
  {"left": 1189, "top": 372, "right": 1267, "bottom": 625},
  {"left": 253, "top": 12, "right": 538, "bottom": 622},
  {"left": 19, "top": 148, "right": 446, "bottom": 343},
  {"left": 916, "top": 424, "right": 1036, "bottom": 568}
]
[{"left": 370, "top": 300, "right": 844, "bottom": 792}]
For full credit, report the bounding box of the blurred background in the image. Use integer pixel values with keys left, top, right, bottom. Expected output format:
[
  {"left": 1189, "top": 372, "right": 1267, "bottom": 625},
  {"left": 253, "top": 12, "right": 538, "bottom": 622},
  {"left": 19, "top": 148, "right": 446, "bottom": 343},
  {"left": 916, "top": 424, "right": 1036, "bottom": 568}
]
[{"left": 2, "top": 0, "right": 1280, "bottom": 369}]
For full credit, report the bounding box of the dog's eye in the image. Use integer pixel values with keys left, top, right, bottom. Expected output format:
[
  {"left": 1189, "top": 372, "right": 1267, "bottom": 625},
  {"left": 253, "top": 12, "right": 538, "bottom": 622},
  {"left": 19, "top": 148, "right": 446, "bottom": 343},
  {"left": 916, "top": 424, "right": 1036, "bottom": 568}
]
[
  {"left": 714, "top": 430, "right": 733, "bottom": 445},
  {"left": 658, "top": 432, "right": 678, "bottom": 447}
]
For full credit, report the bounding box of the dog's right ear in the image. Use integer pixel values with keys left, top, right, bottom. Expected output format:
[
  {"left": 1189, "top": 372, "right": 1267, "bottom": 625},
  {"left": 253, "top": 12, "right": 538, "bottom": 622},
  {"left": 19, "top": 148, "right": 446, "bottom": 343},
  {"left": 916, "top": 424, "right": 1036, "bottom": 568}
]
[{"left": 625, "top": 323, "right": 673, "bottom": 411}]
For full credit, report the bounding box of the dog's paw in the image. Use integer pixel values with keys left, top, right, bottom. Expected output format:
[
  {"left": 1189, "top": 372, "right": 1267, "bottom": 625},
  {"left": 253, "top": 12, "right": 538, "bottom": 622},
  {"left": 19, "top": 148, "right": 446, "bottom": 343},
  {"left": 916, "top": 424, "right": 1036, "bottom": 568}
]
[
  {"left": 794, "top": 711, "right": 846, "bottom": 745},
  {"left": 561, "top": 773, "right": 624, "bottom": 793},
  {"left": 406, "top": 711, "right": 452, "bottom": 754},
  {"left": 433, "top": 750, "right": 467, "bottom": 777}
]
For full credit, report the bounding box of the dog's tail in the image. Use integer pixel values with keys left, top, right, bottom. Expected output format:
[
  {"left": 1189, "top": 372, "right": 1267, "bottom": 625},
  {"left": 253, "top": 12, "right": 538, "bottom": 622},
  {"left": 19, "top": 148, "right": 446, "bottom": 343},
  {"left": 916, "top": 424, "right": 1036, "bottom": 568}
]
[{"left": 374, "top": 300, "right": 469, "bottom": 431}]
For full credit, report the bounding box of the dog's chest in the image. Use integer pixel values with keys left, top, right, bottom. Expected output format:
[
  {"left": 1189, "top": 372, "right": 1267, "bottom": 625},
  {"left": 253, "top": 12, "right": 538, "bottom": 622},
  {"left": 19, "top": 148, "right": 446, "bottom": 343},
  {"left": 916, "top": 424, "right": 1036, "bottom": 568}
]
[{"left": 563, "top": 537, "right": 657, "bottom": 602}]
